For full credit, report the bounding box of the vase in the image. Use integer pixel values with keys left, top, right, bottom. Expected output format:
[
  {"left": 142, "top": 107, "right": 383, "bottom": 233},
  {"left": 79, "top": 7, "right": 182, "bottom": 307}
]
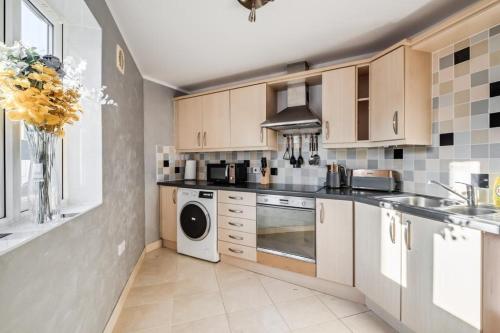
[{"left": 24, "top": 124, "right": 61, "bottom": 224}]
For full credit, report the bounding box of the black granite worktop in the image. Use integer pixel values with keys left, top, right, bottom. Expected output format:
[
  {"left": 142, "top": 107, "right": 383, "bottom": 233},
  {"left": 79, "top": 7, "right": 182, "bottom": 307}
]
[{"left": 157, "top": 180, "right": 500, "bottom": 234}]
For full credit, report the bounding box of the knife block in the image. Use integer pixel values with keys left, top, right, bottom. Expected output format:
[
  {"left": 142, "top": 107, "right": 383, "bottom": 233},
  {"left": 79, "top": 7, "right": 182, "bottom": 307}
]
[{"left": 260, "top": 168, "right": 270, "bottom": 185}]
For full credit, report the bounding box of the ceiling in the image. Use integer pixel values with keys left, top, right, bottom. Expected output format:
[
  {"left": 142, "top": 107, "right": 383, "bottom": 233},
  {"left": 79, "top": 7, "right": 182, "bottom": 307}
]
[{"left": 105, "top": 0, "right": 478, "bottom": 92}]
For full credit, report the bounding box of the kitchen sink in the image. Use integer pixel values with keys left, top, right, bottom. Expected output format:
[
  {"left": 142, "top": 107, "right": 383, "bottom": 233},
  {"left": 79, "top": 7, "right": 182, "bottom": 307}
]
[
  {"left": 439, "top": 206, "right": 498, "bottom": 216},
  {"left": 378, "top": 195, "right": 460, "bottom": 208}
]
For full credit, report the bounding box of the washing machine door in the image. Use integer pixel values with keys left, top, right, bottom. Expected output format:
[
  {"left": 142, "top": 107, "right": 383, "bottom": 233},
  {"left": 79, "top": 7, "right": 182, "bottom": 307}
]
[{"left": 180, "top": 201, "right": 210, "bottom": 241}]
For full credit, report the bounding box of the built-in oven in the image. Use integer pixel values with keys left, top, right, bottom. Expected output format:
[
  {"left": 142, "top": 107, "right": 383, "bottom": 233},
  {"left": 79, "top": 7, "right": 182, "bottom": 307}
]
[{"left": 256, "top": 194, "right": 316, "bottom": 263}]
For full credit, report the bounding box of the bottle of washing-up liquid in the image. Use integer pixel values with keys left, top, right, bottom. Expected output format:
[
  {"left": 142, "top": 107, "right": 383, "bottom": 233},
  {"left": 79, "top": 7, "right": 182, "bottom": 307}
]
[{"left": 494, "top": 176, "right": 500, "bottom": 208}]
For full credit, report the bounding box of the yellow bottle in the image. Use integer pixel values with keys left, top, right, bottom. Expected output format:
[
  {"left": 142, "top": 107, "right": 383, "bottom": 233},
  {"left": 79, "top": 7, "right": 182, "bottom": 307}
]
[{"left": 494, "top": 176, "right": 500, "bottom": 208}]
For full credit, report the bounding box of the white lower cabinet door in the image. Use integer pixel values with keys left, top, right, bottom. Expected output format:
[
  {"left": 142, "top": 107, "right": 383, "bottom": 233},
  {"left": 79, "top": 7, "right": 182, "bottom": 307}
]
[
  {"left": 355, "top": 203, "right": 402, "bottom": 320},
  {"left": 401, "top": 214, "right": 482, "bottom": 333}
]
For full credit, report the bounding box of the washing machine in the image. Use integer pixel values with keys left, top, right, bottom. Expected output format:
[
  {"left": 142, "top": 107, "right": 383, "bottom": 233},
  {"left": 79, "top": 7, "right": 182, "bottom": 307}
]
[{"left": 176, "top": 188, "right": 220, "bottom": 262}]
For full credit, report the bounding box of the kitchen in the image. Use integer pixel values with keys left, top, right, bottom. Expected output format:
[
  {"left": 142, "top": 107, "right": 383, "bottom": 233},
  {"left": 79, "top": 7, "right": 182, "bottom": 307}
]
[{"left": 1, "top": 0, "right": 500, "bottom": 333}]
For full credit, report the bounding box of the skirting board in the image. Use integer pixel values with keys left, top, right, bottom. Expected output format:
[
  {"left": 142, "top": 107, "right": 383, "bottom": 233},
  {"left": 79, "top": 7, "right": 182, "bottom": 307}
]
[
  {"left": 145, "top": 240, "right": 162, "bottom": 253},
  {"left": 366, "top": 297, "right": 412, "bottom": 333},
  {"left": 162, "top": 239, "right": 177, "bottom": 251},
  {"left": 102, "top": 249, "right": 146, "bottom": 333},
  {"left": 221, "top": 254, "right": 365, "bottom": 304}
]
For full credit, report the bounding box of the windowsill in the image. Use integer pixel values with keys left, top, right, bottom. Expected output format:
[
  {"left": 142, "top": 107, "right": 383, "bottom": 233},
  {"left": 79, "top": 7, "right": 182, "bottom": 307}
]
[{"left": 0, "top": 202, "right": 102, "bottom": 256}]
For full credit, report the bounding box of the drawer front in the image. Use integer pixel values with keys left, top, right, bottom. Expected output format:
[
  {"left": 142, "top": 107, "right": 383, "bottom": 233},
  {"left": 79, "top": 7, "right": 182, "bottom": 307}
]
[
  {"left": 218, "top": 228, "right": 256, "bottom": 247},
  {"left": 218, "top": 203, "right": 256, "bottom": 220},
  {"left": 218, "top": 215, "right": 256, "bottom": 234},
  {"left": 219, "top": 191, "right": 256, "bottom": 206},
  {"left": 218, "top": 241, "right": 257, "bottom": 262}
]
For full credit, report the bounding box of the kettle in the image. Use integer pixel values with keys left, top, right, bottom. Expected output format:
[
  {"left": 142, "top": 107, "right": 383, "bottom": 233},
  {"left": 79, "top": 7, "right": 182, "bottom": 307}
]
[{"left": 326, "top": 163, "right": 350, "bottom": 188}]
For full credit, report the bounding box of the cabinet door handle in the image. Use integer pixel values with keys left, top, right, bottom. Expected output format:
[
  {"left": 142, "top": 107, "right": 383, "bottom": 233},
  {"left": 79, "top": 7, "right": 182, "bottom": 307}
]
[
  {"left": 228, "top": 209, "right": 243, "bottom": 214},
  {"left": 260, "top": 128, "right": 264, "bottom": 143},
  {"left": 228, "top": 221, "right": 244, "bottom": 227},
  {"left": 404, "top": 220, "right": 412, "bottom": 251},
  {"left": 228, "top": 248, "right": 243, "bottom": 254},
  {"left": 203, "top": 132, "right": 207, "bottom": 146},
  {"left": 173, "top": 188, "right": 177, "bottom": 204},
  {"left": 320, "top": 203, "right": 325, "bottom": 223},
  {"left": 325, "top": 121, "right": 330, "bottom": 140},
  {"left": 392, "top": 111, "right": 398, "bottom": 135},
  {"left": 228, "top": 196, "right": 243, "bottom": 201},
  {"left": 229, "top": 235, "right": 244, "bottom": 241},
  {"left": 197, "top": 132, "right": 201, "bottom": 146},
  {"left": 389, "top": 216, "right": 396, "bottom": 244}
]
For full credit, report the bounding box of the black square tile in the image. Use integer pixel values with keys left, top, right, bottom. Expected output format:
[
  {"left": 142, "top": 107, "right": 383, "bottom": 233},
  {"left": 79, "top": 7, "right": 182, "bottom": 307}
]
[
  {"left": 491, "top": 112, "right": 500, "bottom": 128},
  {"left": 175, "top": 167, "right": 180, "bottom": 174},
  {"left": 163, "top": 160, "right": 169, "bottom": 168},
  {"left": 454, "top": 47, "right": 470, "bottom": 65},
  {"left": 243, "top": 160, "right": 250, "bottom": 167},
  {"left": 491, "top": 81, "right": 500, "bottom": 98},
  {"left": 440, "top": 133, "right": 454, "bottom": 146},
  {"left": 471, "top": 173, "right": 489, "bottom": 188},
  {"left": 220, "top": 160, "right": 226, "bottom": 165},
  {"left": 393, "top": 149, "right": 404, "bottom": 159},
  {"left": 271, "top": 168, "right": 278, "bottom": 176}
]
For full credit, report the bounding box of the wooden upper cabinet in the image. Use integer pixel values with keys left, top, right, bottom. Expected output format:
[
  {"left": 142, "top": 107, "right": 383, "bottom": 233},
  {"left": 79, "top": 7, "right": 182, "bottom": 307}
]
[
  {"left": 322, "top": 66, "right": 356, "bottom": 144},
  {"left": 230, "top": 84, "right": 277, "bottom": 149},
  {"left": 370, "top": 46, "right": 431, "bottom": 144},
  {"left": 316, "top": 198, "right": 354, "bottom": 286},
  {"left": 202, "top": 91, "right": 230, "bottom": 149},
  {"left": 176, "top": 97, "right": 203, "bottom": 150}
]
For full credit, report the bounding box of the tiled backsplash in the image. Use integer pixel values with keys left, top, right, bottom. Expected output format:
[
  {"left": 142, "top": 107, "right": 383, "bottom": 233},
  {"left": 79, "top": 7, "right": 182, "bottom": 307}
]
[{"left": 157, "top": 23, "right": 500, "bottom": 204}]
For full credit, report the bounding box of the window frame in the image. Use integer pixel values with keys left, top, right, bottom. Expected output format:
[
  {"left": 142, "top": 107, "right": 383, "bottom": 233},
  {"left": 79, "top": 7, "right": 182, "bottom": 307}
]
[{"left": 2, "top": 0, "right": 65, "bottom": 224}]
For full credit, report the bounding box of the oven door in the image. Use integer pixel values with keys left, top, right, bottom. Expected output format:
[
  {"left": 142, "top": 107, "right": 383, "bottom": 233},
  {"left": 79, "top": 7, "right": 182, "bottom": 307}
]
[{"left": 257, "top": 204, "right": 316, "bottom": 262}]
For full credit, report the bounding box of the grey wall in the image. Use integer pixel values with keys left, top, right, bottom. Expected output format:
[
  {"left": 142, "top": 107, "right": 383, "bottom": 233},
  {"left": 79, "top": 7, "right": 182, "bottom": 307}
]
[
  {"left": 144, "top": 80, "right": 177, "bottom": 244},
  {"left": 0, "top": 0, "right": 145, "bottom": 332}
]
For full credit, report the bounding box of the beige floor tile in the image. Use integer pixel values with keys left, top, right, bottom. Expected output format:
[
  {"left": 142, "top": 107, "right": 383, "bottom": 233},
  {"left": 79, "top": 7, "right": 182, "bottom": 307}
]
[
  {"left": 291, "top": 320, "right": 351, "bottom": 333},
  {"left": 171, "top": 314, "right": 230, "bottom": 333},
  {"left": 134, "top": 260, "right": 178, "bottom": 288},
  {"left": 175, "top": 255, "right": 216, "bottom": 280},
  {"left": 114, "top": 300, "right": 173, "bottom": 333},
  {"left": 227, "top": 305, "right": 289, "bottom": 333},
  {"left": 342, "top": 311, "right": 397, "bottom": 333},
  {"left": 220, "top": 277, "right": 273, "bottom": 313},
  {"left": 317, "top": 294, "right": 369, "bottom": 319},
  {"left": 171, "top": 291, "right": 225, "bottom": 325},
  {"left": 215, "top": 263, "right": 258, "bottom": 287},
  {"left": 172, "top": 271, "right": 220, "bottom": 297},
  {"left": 125, "top": 283, "right": 176, "bottom": 308},
  {"left": 275, "top": 296, "right": 336, "bottom": 330},
  {"left": 260, "top": 276, "right": 315, "bottom": 303},
  {"left": 131, "top": 325, "right": 172, "bottom": 333}
]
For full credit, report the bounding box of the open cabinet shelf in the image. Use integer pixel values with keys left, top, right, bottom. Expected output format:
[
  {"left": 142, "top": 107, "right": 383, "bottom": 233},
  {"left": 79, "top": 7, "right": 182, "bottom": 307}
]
[{"left": 357, "top": 65, "right": 370, "bottom": 141}]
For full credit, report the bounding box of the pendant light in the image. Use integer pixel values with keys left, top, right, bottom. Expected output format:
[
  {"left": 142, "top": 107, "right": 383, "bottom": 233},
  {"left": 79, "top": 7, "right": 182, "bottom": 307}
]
[{"left": 237, "top": 0, "right": 274, "bottom": 22}]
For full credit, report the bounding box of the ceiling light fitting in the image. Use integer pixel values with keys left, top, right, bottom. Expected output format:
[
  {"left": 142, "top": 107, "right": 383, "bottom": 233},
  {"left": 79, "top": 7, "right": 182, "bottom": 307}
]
[{"left": 237, "top": 0, "right": 274, "bottom": 22}]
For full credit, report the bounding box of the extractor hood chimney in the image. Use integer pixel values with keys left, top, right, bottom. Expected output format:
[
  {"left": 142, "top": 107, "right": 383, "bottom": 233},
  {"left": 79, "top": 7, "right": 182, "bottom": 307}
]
[{"left": 261, "top": 62, "right": 321, "bottom": 132}]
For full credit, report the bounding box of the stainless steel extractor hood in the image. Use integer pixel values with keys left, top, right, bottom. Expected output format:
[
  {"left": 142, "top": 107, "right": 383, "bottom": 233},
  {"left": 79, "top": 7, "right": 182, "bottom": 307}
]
[{"left": 261, "top": 62, "right": 321, "bottom": 131}]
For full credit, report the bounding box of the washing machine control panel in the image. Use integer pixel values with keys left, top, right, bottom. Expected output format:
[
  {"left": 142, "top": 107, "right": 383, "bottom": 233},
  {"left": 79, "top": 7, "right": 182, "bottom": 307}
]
[{"left": 199, "top": 191, "right": 214, "bottom": 199}]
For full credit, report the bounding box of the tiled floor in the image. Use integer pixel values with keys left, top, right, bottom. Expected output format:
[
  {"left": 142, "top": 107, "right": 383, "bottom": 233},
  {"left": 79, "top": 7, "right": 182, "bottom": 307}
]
[{"left": 114, "top": 248, "right": 397, "bottom": 333}]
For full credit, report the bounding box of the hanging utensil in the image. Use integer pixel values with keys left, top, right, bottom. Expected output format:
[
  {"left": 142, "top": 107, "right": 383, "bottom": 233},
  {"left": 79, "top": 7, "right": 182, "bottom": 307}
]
[
  {"left": 283, "top": 135, "right": 290, "bottom": 160},
  {"left": 297, "top": 135, "right": 304, "bottom": 167},
  {"left": 290, "top": 135, "right": 297, "bottom": 166},
  {"left": 313, "top": 134, "right": 320, "bottom": 165},
  {"left": 308, "top": 134, "right": 315, "bottom": 165}
]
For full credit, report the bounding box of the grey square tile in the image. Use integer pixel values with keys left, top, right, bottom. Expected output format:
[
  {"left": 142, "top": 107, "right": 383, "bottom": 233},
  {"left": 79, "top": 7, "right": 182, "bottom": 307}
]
[
  {"left": 490, "top": 96, "right": 500, "bottom": 114},
  {"left": 347, "top": 149, "right": 356, "bottom": 160},
  {"left": 454, "top": 131, "right": 470, "bottom": 145},
  {"left": 432, "top": 97, "right": 439, "bottom": 109},
  {"left": 491, "top": 144, "right": 500, "bottom": 158},
  {"left": 490, "top": 66, "right": 500, "bottom": 83},
  {"left": 454, "top": 145, "right": 471, "bottom": 159},
  {"left": 426, "top": 147, "right": 439, "bottom": 159},
  {"left": 471, "top": 69, "right": 488, "bottom": 86},
  {"left": 439, "top": 94, "right": 453, "bottom": 108},
  {"left": 440, "top": 54, "right": 454, "bottom": 70},
  {"left": 491, "top": 34, "right": 500, "bottom": 53},
  {"left": 403, "top": 170, "right": 414, "bottom": 181},
  {"left": 471, "top": 144, "right": 489, "bottom": 158},
  {"left": 471, "top": 114, "right": 489, "bottom": 130},
  {"left": 471, "top": 30, "right": 489, "bottom": 44},
  {"left": 415, "top": 160, "right": 426, "bottom": 170},
  {"left": 367, "top": 160, "right": 378, "bottom": 169},
  {"left": 471, "top": 99, "right": 489, "bottom": 115},
  {"left": 491, "top": 24, "right": 500, "bottom": 37}
]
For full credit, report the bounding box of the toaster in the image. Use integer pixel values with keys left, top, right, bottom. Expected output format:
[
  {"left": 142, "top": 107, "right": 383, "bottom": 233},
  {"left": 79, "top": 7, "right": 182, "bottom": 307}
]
[{"left": 351, "top": 169, "right": 401, "bottom": 192}]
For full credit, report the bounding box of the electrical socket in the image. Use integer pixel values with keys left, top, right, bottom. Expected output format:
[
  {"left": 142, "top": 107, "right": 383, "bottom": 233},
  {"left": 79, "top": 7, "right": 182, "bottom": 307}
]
[
  {"left": 251, "top": 167, "right": 260, "bottom": 174},
  {"left": 118, "top": 240, "right": 126, "bottom": 256}
]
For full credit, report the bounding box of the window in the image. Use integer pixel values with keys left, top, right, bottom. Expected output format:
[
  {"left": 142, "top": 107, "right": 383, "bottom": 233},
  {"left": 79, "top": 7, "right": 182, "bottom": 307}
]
[{"left": 19, "top": 0, "right": 58, "bottom": 212}]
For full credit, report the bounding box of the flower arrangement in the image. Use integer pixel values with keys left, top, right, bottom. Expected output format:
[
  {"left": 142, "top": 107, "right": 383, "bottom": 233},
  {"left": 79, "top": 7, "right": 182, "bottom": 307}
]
[
  {"left": 0, "top": 42, "right": 114, "bottom": 223},
  {"left": 0, "top": 41, "right": 115, "bottom": 136}
]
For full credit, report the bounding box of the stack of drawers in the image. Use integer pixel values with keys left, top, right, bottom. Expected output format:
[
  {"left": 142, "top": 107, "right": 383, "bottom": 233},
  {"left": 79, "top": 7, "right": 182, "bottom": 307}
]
[{"left": 217, "top": 190, "right": 257, "bottom": 261}]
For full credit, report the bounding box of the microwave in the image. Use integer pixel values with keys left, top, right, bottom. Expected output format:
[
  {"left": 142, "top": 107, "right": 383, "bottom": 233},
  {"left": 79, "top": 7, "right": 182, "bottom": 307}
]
[{"left": 207, "top": 163, "right": 248, "bottom": 184}]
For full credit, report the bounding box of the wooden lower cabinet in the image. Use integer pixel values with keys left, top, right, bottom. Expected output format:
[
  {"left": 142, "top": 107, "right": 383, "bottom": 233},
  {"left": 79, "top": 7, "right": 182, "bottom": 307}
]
[
  {"left": 401, "top": 214, "right": 481, "bottom": 333},
  {"left": 316, "top": 198, "right": 354, "bottom": 286},
  {"left": 355, "top": 203, "right": 402, "bottom": 320},
  {"left": 160, "top": 186, "right": 177, "bottom": 246},
  {"left": 355, "top": 202, "right": 482, "bottom": 332}
]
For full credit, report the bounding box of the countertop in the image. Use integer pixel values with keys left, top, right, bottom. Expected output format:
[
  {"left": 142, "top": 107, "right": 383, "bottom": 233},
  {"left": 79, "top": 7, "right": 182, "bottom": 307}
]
[{"left": 157, "top": 180, "right": 500, "bottom": 234}]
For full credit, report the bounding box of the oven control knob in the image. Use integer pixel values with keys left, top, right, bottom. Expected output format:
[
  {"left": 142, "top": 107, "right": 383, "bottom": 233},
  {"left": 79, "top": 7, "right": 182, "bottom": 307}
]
[{"left": 301, "top": 201, "right": 306, "bottom": 207}]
